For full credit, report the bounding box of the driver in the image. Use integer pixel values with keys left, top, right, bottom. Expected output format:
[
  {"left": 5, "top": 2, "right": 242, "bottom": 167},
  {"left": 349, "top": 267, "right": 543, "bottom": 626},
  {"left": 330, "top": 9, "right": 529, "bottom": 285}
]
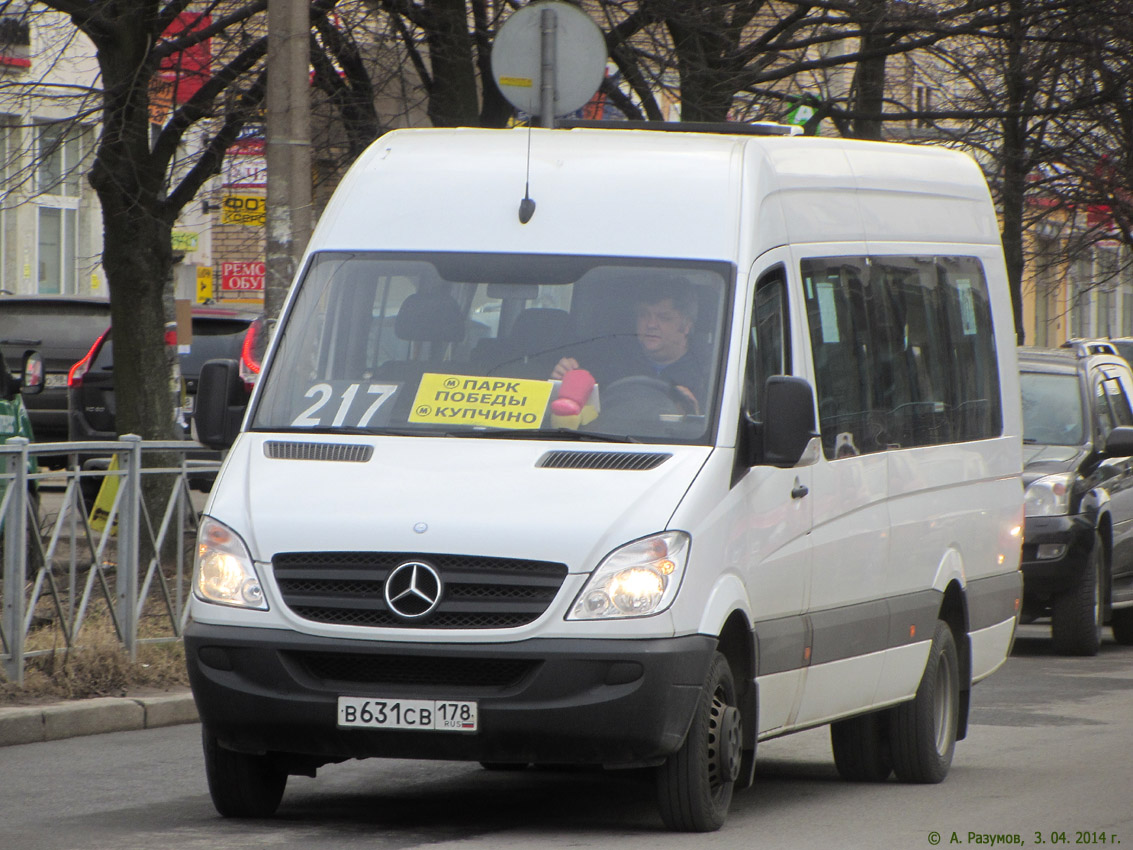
[{"left": 551, "top": 278, "right": 707, "bottom": 413}]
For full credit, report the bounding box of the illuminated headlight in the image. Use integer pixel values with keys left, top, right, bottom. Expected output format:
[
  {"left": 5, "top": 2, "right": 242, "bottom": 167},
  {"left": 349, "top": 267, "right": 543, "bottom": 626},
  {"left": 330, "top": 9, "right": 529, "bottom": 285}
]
[
  {"left": 568, "top": 532, "right": 689, "bottom": 620},
  {"left": 193, "top": 517, "right": 268, "bottom": 610},
  {"left": 1024, "top": 473, "right": 1074, "bottom": 518}
]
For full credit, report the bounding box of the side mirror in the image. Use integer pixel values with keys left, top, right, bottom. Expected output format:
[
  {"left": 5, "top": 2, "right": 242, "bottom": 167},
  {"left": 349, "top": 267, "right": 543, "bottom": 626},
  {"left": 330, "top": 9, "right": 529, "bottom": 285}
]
[
  {"left": 762, "top": 376, "right": 818, "bottom": 467},
  {"left": 19, "top": 351, "right": 44, "bottom": 396},
  {"left": 1102, "top": 425, "right": 1133, "bottom": 459},
  {"left": 195, "top": 359, "right": 247, "bottom": 450}
]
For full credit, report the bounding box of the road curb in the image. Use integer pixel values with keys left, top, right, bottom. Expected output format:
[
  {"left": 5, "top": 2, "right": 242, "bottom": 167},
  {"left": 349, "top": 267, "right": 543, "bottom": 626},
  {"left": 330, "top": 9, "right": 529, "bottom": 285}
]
[{"left": 0, "top": 691, "right": 198, "bottom": 747}]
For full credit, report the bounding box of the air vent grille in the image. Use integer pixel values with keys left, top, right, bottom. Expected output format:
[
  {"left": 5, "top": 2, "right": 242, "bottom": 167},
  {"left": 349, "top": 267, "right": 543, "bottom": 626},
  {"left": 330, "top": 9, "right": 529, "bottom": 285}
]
[
  {"left": 264, "top": 441, "right": 373, "bottom": 462},
  {"left": 536, "top": 450, "right": 672, "bottom": 471},
  {"left": 289, "top": 652, "right": 538, "bottom": 690}
]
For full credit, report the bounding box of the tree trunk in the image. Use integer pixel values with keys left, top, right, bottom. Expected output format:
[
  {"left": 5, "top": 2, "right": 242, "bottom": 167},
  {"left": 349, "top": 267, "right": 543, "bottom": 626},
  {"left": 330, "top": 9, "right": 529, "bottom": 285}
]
[
  {"left": 849, "top": 0, "right": 889, "bottom": 140},
  {"left": 86, "top": 7, "right": 179, "bottom": 441},
  {"left": 423, "top": 0, "right": 480, "bottom": 127}
]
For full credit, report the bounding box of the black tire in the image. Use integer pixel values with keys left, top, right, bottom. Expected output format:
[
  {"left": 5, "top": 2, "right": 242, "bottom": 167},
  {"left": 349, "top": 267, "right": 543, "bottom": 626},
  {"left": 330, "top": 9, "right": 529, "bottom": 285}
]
[
  {"left": 1110, "top": 607, "right": 1133, "bottom": 645},
  {"left": 656, "top": 652, "right": 742, "bottom": 832},
  {"left": 831, "top": 710, "right": 894, "bottom": 782},
  {"left": 202, "top": 730, "right": 287, "bottom": 818},
  {"left": 889, "top": 620, "right": 959, "bottom": 784},
  {"left": 1051, "top": 535, "right": 1103, "bottom": 656}
]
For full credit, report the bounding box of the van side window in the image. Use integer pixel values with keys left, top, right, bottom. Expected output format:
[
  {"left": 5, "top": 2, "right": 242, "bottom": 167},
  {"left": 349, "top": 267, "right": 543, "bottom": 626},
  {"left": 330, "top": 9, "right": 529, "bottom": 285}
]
[
  {"left": 802, "top": 255, "right": 1003, "bottom": 458},
  {"left": 745, "top": 271, "right": 789, "bottom": 422}
]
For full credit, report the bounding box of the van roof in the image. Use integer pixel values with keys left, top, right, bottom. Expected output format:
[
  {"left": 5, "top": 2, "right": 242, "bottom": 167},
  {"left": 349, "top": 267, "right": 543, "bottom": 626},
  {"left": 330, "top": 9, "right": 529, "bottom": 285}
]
[{"left": 309, "top": 126, "right": 999, "bottom": 264}]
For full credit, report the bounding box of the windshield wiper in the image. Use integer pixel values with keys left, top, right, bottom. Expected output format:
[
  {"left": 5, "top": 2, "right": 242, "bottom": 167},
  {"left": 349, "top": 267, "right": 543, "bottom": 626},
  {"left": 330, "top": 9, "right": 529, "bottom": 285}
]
[
  {"left": 255, "top": 425, "right": 448, "bottom": 438},
  {"left": 454, "top": 427, "right": 641, "bottom": 443}
]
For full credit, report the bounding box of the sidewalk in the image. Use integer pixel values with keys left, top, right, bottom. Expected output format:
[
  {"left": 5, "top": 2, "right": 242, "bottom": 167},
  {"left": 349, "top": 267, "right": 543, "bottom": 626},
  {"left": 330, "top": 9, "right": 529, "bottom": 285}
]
[{"left": 0, "top": 688, "right": 198, "bottom": 747}]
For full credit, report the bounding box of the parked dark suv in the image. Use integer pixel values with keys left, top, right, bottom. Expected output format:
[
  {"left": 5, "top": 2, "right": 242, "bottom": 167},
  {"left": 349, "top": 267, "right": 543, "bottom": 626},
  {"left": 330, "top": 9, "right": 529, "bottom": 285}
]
[
  {"left": 68, "top": 305, "right": 260, "bottom": 442},
  {"left": 1019, "top": 344, "right": 1133, "bottom": 654},
  {"left": 0, "top": 294, "right": 111, "bottom": 444}
]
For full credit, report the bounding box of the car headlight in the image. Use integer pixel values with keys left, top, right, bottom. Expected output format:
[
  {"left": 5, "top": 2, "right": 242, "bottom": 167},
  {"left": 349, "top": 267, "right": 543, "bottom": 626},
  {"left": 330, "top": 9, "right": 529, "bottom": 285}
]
[
  {"left": 193, "top": 516, "right": 268, "bottom": 610},
  {"left": 568, "top": 532, "right": 689, "bottom": 620},
  {"left": 1024, "top": 473, "right": 1074, "bottom": 518}
]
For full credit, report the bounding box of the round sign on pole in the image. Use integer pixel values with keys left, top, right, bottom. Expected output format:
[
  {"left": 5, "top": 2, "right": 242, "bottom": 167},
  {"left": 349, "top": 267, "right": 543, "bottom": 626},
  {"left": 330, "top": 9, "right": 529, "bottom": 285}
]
[{"left": 491, "top": 1, "right": 607, "bottom": 120}]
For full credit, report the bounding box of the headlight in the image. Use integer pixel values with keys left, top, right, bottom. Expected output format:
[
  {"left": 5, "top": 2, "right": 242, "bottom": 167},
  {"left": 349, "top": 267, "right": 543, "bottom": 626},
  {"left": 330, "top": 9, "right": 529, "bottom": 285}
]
[
  {"left": 1024, "top": 473, "right": 1074, "bottom": 518},
  {"left": 193, "top": 516, "right": 268, "bottom": 610},
  {"left": 568, "top": 532, "right": 689, "bottom": 620}
]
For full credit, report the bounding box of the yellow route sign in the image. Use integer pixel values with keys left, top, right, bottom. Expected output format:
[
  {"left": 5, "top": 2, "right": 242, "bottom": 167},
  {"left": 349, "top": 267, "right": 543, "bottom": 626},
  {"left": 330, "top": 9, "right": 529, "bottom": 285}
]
[{"left": 409, "top": 374, "right": 552, "bottom": 429}]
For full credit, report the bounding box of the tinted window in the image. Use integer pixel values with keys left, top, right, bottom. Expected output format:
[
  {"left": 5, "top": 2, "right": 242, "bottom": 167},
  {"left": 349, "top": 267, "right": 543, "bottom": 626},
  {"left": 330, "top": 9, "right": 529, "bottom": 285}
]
[
  {"left": 0, "top": 299, "right": 110, "bottom": 371},
  {"left": 745, "top": 270, "right": 789, "bottom": 422},
  {"left": 182, "top": 319, "right": 253, "bottom": 378},
  {"left": 802, "top": 255, "right": 1002, "bottom": 458},
  {"left": 1021, "top": 372, "right": 1084, "bottom": 446}
]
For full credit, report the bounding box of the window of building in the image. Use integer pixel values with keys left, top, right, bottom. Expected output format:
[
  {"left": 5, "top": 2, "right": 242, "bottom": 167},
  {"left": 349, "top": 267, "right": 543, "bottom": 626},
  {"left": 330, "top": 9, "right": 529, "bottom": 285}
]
[
  {"left": 37, "top": 122, "right": 82, "bottom": 196},
  {"left": 37, "top": 206, "right": 76, "bottom": 293},
  {"left": 34, "top": 121, "right": 82, "bottom": 294},
  {"left": 0, "top": 2, "right": 31, "bottom": 70}
]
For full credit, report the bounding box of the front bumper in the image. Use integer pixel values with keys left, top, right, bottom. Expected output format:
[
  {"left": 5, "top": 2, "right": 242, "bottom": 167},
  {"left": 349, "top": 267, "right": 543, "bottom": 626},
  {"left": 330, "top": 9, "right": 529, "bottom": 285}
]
[
  {"left": 185, "top": 622, "right": 716, "bottom": 769},
  {"left": 1020, "top": 512, "right": 1094, "bottom": 608}
]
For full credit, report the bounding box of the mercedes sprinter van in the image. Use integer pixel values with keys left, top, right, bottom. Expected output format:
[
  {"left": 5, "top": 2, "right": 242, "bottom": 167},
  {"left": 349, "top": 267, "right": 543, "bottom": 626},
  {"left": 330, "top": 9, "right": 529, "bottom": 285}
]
[{"left": 188, "top": 124, "right": 1023, "bottom": 831}]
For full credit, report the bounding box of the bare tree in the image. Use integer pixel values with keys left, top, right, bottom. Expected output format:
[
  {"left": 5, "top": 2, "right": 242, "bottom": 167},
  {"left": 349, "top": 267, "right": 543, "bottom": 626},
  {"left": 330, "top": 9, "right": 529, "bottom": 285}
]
[{"left": 16, "top": 0, "right": 271, "bottom": 440}]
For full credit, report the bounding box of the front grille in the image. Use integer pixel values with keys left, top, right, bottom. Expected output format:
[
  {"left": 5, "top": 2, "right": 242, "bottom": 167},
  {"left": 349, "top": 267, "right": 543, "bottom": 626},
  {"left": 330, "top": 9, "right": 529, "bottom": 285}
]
[
  {"left": 290, "top": 651, "right": 538, "bottom": 689},
  {"left": 272, "top": 551, "right": 568, "bottom": 629}
]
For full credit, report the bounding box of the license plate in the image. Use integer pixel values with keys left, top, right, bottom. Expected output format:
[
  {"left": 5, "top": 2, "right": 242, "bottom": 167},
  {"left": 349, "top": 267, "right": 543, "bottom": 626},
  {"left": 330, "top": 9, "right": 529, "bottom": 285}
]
[
  {"left": 337, "top": 696, "right": 478, "bottom": 732},
  {"left": 45, "top": 374, "right": 68, "bottom": 388}
]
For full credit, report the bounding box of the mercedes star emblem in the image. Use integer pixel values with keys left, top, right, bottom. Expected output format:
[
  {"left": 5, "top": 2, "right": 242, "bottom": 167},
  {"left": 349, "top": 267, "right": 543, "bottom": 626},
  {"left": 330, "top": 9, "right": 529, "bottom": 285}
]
[{"left": 384, "top": 561, "right": 443, "bottom": 619}]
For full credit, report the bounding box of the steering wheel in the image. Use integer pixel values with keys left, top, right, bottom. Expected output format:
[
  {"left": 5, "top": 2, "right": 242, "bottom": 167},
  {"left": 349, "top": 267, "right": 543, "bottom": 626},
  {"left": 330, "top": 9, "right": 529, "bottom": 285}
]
[{"left": 601, "top": 375, "right": 697, "bottom": 416}]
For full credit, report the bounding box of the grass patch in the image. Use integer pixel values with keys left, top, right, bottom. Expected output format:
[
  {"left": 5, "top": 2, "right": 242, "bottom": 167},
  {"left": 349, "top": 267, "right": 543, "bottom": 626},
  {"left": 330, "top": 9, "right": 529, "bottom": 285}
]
[{"left": 0, "top": 609, "right": 189, "bottom": 707}]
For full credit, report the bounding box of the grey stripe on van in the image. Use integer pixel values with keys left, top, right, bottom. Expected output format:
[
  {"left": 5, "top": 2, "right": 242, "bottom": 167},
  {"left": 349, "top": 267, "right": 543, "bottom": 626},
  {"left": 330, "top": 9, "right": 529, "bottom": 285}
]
[
  {"left": 753, "top": 589, "right": 944, "bottom": 674},
  {"left": 536, "top": 450, "right": 672, "bottom": 470},
  {"left": 967, "top": 571, "right": 1022, "bottom": 630},
  {"left": 264, "top": 441, "right": 374, "bottom": 462}
]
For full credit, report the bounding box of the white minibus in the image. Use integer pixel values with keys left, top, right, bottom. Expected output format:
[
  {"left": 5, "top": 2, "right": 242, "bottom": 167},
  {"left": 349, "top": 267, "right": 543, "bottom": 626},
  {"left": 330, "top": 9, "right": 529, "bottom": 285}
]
[{"left": 189, "top": 124, "right": 1023, "bottom": 832}]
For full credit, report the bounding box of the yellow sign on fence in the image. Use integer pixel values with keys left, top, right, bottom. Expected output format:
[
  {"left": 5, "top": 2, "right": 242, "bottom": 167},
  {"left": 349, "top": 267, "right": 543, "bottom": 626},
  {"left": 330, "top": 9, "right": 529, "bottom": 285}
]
[{"left": 89, "top": 455, "right": 119, "bottom": 533}]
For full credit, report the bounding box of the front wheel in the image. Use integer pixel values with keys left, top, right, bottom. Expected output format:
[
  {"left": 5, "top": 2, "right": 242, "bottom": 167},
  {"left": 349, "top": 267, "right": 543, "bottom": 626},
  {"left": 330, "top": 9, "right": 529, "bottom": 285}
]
[
  {"left": 656, "top": 652, "right": 742, "bottom": 832},
  {"left": 202, "top": 730, "right": 287, "bottom": 818},
  {"left": 889, "top": 620, "right": 960, "bottom": 784},
  {"left": 1051, "top": 535, "right": 1103, "bottom": 656}
]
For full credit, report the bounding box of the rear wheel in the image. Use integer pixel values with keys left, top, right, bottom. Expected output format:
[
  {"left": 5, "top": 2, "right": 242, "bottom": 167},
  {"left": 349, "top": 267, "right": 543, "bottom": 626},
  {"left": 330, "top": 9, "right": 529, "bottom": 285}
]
[
  {"left": 1110, "top": 607, "right": 1133, "bottom": 645},
  {"left": 1051, "top": 535, "right": 1103, "bottom": 656},
  {"left": 889, "top": 620, "right": 959, "bottom": 784},
  {"left": 831, "top": 710, "right": 894, "bottom": 782},
  {"left": 202, "top": 730, "right": 287, "bottom": 818},
  {"left": 656, "top": 652, "right": 742, "bottom": 832}
]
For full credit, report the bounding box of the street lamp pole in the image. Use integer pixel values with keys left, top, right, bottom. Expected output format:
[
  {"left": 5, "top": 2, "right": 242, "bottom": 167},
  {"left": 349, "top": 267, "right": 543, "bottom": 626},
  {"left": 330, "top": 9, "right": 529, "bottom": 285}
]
[{"left": 265, "top": 0, "right": 312, "bottom": 319}]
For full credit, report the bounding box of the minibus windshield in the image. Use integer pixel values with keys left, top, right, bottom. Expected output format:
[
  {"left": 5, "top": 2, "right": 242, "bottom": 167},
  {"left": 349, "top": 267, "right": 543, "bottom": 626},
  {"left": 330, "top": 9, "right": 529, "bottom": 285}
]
[{"left": 251, "top": 252, "right": 732, "bottom": 445}]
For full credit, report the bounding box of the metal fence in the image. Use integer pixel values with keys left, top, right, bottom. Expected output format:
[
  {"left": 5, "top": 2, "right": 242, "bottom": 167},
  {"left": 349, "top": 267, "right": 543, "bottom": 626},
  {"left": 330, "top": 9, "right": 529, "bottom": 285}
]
[{"left": 1, "top": 436, "right": 216, "bottom": 685}]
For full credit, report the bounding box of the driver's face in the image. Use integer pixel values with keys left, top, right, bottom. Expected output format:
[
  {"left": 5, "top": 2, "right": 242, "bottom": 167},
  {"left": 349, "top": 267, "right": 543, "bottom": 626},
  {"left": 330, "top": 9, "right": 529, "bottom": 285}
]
[{"left": 636, "top": 298, "right": 691, "bottom": 365}]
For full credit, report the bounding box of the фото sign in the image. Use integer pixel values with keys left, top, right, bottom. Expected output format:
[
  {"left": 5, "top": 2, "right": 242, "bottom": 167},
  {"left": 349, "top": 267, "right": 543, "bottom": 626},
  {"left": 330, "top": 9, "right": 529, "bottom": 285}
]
[{"left": 222, "top": 194, "right": 266, "bottom": 226}]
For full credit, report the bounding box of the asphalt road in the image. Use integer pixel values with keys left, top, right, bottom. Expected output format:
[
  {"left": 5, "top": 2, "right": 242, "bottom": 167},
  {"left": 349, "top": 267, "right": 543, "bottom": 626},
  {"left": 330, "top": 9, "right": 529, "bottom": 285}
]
[{"left": 3, "top": 624, "right": 1132, "bottom": 850}]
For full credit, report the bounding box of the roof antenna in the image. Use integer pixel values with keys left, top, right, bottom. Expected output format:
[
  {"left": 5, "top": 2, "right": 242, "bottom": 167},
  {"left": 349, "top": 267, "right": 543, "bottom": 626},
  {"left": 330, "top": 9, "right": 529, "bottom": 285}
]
[
  {"left": 518, "top": 119, "right": 536, "bottom": 224},
  {"left": 493, "top": 2, "right": 606, "bottom": 223}
]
